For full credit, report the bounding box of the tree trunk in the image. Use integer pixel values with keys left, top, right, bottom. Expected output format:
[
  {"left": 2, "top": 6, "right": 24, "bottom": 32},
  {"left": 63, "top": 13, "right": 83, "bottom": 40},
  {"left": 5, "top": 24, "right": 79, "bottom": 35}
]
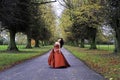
[
  {"left": 80, "top": 38, "right": 85, "bottom": 48},
  {"left": 7, "top": 30, "right": 18, "bottom": 51},
  {"left": 114, "top": 36, "right": 120, "bottom": 54},
  {"left": 34, "top": 39, "right": 39, "bottom": 47},
  {"left": 41, "top": 41, "right": 45, "bottom": 46},
  {"left": 45, "top": 41, "right": 49, "bottom": 46},
  {"left": 26, "top": 34, "right": 32, "bottom": 48},
  {"left": 73, "top": 40, "right": 78, "bottom": 46},
  {"left": 90, "top": 38, "right": 97, "bottom": 49},
  {"left": 114, "top": 20, "right": 120, "bottom": 54},
  {"left": 90, "top": 29, "right": 97, "bottom": 49}
]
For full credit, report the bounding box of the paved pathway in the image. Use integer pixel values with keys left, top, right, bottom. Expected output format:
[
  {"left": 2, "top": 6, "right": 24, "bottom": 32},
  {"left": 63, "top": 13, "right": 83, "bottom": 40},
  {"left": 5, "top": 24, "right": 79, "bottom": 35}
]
[{"left": 0, "top": 48, "right": 106, "bottom": 80}]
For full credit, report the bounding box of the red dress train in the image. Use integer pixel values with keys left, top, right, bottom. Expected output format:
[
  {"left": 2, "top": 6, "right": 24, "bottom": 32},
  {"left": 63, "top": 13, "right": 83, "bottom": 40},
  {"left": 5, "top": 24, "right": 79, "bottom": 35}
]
[{"left": 48, "top": 43, "right": 70, "bottom": 68}]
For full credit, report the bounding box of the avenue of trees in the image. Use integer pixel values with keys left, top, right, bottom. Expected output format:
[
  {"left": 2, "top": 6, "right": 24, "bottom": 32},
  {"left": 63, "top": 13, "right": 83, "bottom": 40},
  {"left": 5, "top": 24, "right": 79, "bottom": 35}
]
[
  {"left": 0, "top": 0, "right": 56, "bottom": 51},
  {"left": 0, "top": 0, "right": 120, "bottom": 55},
  {"left": 59, "top": 0, "right": 120, "bottom": 54}
]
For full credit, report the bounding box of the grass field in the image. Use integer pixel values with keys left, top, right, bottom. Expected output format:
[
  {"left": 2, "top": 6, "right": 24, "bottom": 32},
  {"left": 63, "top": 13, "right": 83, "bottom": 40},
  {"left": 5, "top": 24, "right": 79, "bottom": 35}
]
[
  {"left": 85, "top": 44, "right": 115, "bottom": 51},
  {"left": 0, "top": 45, "right": 27, "bottom": 51},
  {"left": 0, "top": 45, "right": 52, "bottom": 71},
  {"left": 65, "top": 45, "right": 120, "bottom": 80}
]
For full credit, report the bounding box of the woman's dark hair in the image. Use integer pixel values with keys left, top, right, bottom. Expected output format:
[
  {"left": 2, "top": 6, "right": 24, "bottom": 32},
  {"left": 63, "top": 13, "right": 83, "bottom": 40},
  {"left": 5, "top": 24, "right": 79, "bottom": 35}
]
[{"left": 59, "top": 38, "right": 64, "bottom": 48}]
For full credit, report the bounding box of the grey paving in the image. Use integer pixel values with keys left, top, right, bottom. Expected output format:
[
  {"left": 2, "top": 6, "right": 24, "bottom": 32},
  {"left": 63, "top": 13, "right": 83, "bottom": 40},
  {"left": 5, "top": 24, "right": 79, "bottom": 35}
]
[{"left": 0, "top": 48, "right": 106, "bottom": 80}]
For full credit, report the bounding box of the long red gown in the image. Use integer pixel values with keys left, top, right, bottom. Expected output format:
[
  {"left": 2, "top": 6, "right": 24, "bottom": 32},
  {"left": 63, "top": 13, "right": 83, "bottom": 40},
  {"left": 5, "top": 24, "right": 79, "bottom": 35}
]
[{"left": 48, "top": 42, "right": 70, "bottom": 68}]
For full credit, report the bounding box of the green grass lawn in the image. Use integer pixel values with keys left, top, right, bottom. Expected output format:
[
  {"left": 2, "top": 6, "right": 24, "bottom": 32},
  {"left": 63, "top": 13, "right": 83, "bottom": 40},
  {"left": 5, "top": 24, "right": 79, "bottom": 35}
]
[
  {"left": 65, "top": 45, "right": 120, "bottom": 80},
  {"left": 0, "top": 45, "right": 8, "bottom": 51},
  {"left": 85, "top": 44, "right": 115, "bottom": 51},
  {"left": 0, "top": 45, "right": 52, "bottom": 71},
  {"left": 0, "top": 45, "right": 27, "bottom": 51}
]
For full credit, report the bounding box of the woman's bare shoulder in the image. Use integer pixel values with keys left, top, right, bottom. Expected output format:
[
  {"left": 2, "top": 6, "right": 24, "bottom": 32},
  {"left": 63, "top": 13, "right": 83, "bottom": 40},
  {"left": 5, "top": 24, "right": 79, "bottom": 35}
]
[{"left": 55, "top": 42, "right": 60, "bottom": 45}]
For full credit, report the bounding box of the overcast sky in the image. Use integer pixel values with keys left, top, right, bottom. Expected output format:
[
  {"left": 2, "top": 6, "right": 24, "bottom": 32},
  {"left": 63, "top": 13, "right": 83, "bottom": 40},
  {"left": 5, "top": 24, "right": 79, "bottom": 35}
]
[
  {"left": 51, "top": 1, "right": 65, "bottom": 37},
  {"left": 51, "top": 1, "right": 64, "bottom": 18}
]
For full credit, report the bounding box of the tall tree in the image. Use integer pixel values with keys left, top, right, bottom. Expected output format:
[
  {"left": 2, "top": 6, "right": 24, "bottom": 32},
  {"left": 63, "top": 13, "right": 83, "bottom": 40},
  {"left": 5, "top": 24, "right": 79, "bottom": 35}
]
[
  {"left": 39, "top": 4, "right": 56, "bottom": 43},
  {"left": 107, "top": 0, "right": 120, "bottom": 54},
  {"left": 0, "top": 0, "right": 56, "bottom": 50},
  {"left": 0, "top": 0, "right": 30, "bottom": 51},
  {"left": 59, "top": 0, "right": 104, "bottom": 49},
  {"left": 59, "top": 9, "right": 73, "bottom": 41},
  {"left": 25, "top": 0, "right": 56, "bottom": 48}
]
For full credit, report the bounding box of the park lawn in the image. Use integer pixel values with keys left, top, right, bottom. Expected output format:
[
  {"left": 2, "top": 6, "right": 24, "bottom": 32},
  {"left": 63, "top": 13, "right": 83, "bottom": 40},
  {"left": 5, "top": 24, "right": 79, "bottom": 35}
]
[
  {"left": 0, "top": 45, "right": 26, "bottom": 51},
  {"left": 0, "top": 45, "right": 8, "bottom": 51},
  {"left": 65, "top": 45, "right": 120, "bottom": 80},
  {"left": 85, "top": 44, "right": 114, "bottom": 51},
  {"left": 0, "top": 46, "right": 52, "bottom": 71}
]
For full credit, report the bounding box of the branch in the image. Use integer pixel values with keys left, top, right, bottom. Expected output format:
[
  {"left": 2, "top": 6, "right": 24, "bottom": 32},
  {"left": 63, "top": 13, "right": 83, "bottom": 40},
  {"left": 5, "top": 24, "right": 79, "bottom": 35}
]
[
  {"left": 31, "top": 0, "right": 57, "bottom": 5},
  {"left": 57, "top": 0, "right": 68, "bottom": 9},
  {"left": 57, "top": 0, "right": 73, "bottom": 10}
]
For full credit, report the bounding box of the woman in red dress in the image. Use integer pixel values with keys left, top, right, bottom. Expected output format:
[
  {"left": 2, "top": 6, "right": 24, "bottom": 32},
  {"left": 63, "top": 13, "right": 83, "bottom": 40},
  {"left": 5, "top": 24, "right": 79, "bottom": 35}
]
[{"left": 48, "top": 38, "right": 70, "bottom": 68}]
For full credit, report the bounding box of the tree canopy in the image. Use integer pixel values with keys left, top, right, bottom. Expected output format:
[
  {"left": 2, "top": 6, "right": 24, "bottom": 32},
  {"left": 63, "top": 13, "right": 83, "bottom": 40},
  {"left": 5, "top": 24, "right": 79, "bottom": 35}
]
[{"left": 0, "top": 0, "right": 56, "bottom": 51}]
